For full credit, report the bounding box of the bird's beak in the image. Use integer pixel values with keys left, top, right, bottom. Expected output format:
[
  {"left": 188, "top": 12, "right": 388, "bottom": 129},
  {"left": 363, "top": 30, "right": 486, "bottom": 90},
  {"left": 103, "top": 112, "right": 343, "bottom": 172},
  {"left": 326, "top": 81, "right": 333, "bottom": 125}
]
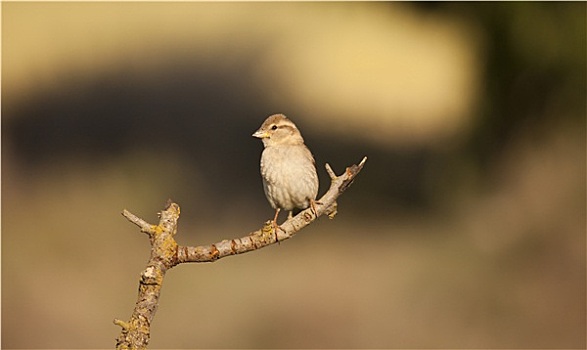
[{"left": 252, "top": 130, "right": 269, "bottom": 139}]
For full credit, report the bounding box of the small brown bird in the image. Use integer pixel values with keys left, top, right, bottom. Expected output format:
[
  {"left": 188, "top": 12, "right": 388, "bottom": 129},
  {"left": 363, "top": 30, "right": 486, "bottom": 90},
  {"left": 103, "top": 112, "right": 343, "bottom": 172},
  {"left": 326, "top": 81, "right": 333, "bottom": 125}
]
[{"left": 252, "top": 114, "right": 319, "bottom": 241}]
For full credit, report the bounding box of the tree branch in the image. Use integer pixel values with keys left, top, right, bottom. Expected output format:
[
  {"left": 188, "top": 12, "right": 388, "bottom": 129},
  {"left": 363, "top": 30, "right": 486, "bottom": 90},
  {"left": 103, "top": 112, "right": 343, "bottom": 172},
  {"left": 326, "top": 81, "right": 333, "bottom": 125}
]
[{"left": 114, "top": 156, "right": 367, "bottom": 349}]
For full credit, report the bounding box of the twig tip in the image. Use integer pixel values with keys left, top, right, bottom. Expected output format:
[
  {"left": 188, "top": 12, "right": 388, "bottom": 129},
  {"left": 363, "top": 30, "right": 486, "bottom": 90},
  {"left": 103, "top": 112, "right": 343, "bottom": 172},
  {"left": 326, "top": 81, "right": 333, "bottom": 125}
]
[
  {"left": 360, "top": 156, "right": 367, "bottom": 167},
  {"left": 113, "top": 318, "right": 130, "bottom": 330},
  {"left": 325, "top": 163, "right": 337, "bottom": 180}
]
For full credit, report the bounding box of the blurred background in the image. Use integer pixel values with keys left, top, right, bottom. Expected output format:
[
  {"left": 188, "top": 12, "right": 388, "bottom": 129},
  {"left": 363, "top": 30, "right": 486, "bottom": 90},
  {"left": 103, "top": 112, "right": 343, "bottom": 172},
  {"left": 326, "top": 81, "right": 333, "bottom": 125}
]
[{"left": 2, "top": 2, "right": 585, "bottom": 348}]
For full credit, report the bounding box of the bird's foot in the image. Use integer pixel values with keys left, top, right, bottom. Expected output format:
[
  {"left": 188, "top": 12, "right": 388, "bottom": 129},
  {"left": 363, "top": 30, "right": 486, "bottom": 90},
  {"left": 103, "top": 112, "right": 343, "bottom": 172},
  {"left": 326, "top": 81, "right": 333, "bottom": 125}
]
[
  {"left": 271, "top": 219, "right": 287, "bottom": 244},
  {"left": 310, "top": 199, "right": 320, "bottom": 218}
]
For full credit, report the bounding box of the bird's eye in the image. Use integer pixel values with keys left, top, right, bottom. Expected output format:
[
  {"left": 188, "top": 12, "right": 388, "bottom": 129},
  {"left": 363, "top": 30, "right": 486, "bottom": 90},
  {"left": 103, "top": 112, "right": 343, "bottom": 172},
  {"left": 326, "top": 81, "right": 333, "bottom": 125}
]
[{"left": 271, "top": 125, "right": 278, "bottom": 130}]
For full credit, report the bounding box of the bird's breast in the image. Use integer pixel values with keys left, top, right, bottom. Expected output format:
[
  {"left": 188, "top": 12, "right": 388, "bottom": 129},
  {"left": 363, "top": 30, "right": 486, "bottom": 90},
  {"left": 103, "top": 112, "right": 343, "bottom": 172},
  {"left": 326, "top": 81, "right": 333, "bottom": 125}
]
[{"left": 260, "top": 144, "right": 319, "bottom": 210}]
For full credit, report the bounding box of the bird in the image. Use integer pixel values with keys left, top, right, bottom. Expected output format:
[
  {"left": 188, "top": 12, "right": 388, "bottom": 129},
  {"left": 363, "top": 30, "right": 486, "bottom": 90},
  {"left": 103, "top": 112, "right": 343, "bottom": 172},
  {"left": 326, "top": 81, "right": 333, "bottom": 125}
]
[{"left": 252, "top": 113, "right": 319, "bottom": 242}]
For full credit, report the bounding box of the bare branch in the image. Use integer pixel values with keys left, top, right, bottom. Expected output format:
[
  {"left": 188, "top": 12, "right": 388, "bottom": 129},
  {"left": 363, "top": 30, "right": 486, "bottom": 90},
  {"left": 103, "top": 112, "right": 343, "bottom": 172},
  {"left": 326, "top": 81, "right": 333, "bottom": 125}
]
[
  {"left": 114, "top": 157, "right": 367, "bottom": 349},
  {"left": 114, "top": 202, "right": 180, "bottom": 349}
]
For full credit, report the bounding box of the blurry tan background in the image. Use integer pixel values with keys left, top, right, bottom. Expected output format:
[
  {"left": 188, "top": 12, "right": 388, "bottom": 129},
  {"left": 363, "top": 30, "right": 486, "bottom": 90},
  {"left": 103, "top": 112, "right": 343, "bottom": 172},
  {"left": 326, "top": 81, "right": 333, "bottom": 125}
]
[{"left": 2, "top": 2, "right": 585, "bottom": 349}]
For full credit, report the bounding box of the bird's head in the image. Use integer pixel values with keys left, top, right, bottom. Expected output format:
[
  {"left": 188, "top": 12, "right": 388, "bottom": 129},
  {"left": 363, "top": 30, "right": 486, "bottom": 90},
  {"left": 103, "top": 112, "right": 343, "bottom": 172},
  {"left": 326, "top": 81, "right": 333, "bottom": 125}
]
[{"left": 252, "top": 114, "right": 305, "bottom": 147}]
